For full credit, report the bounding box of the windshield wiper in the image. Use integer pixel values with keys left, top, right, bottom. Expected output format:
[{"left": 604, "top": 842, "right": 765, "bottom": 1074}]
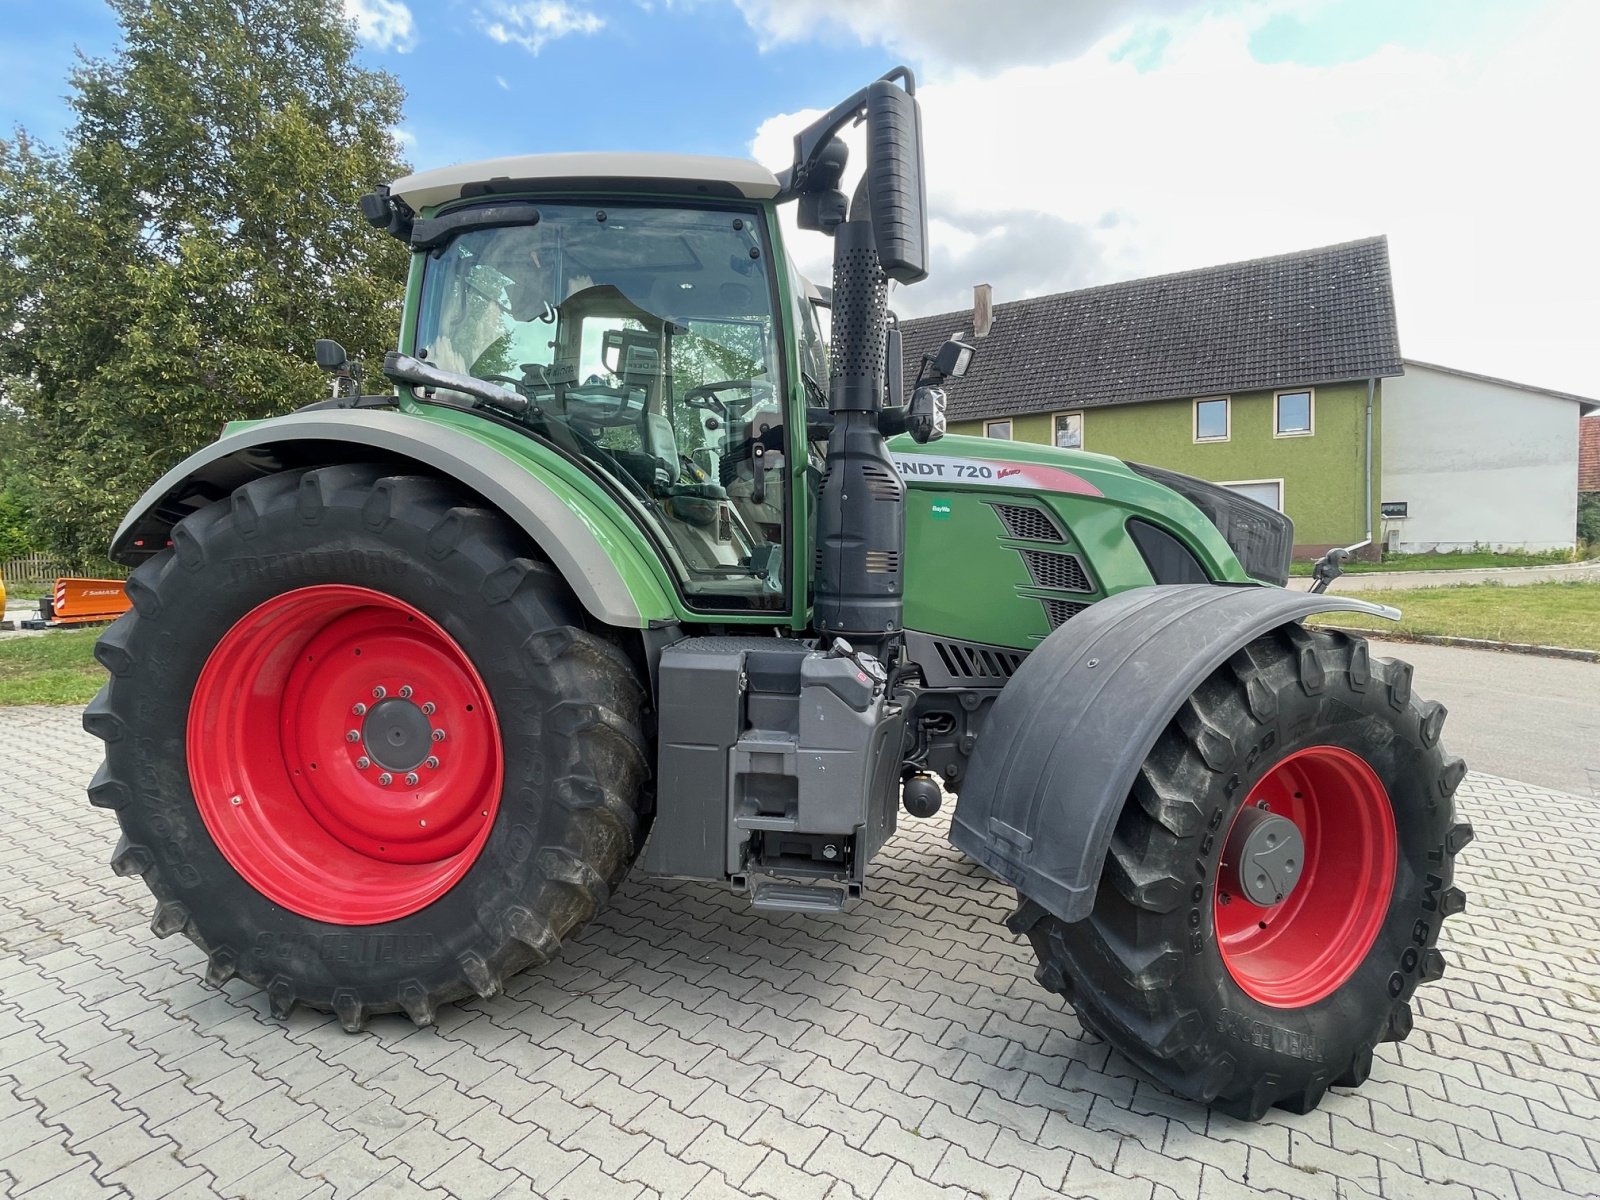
[
  {"left": 801, "top": 369, "right": 828, "bottom": 407},
  {"left": 382, "top": 352, "right": 530, "bottom": 414}
]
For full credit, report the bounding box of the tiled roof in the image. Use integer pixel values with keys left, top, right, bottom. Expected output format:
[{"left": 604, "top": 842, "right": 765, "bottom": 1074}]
[
  {"left": 1581, "top": 415, "right": 1600, "bottom": 493},
  {"left": 1404, "top": 359, "right": 1600, "bottom": 410},
  {"left": 898, "top": 236, "right": 1403, "bottom": 422}
]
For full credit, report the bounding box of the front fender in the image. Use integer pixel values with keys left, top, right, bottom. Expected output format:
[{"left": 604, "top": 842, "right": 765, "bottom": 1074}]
[
  {"left": 111, "top": 408, "right": 678, "bottom": 630},
  {"left": 950, "top": 583, "right": 1400, "bottom": 924}
]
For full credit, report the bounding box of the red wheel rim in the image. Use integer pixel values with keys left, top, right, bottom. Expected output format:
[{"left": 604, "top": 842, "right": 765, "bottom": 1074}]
[
  {"left": 187, "top": 585, "right": 502, "bottom": 925},
  {"left": 1214, "top": 745, "right": 1396, "bottom": 1008}
]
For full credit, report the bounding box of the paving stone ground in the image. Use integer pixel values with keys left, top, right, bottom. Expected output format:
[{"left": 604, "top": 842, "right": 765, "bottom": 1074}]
[{"left": 3, "top": 704, "right": 1598, "bottom": 1200}]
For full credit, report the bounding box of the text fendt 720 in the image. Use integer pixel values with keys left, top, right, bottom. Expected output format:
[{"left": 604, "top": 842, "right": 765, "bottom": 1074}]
[{"left": 91, "top": 69, "right": 1470, "bottom": 1119}]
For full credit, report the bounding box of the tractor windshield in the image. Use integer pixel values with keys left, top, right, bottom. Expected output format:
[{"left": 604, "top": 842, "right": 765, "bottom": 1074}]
[{"left": 413, "top": 203, "right": 788, "bottom": 610}]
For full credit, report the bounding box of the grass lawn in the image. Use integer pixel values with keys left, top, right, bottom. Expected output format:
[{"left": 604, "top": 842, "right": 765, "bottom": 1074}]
[
  {"left": 1288, "top": 547, "right": 1593, "bottom": 576},
  {"left": 1309, "top": 582, "right": 1600, "bottom": 650},
  {"left": 0, "top": 629, "right": 106, "bottom": 705}
]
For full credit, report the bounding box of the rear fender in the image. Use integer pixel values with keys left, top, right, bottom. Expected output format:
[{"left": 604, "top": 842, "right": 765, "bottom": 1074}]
[
  {"left": 950, "top": 583, "right": 1400, "bottom": 924},
  {"left": 110, "top": 409, "right": 677, "bottom": 629}
]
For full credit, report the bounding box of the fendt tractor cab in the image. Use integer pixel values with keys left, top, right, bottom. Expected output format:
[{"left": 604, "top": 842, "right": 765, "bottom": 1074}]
[{"left": 91, "top": 70, "right": 1470, "bottom": 1119}]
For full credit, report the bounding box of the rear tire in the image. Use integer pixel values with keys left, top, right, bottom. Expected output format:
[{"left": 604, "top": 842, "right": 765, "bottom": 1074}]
[
  {"left": 86, "top": 465, "right": 649, "bottom": 1029},
  {"left": 1019, "top": 624, "right": 1472, "bottom": 1118}
]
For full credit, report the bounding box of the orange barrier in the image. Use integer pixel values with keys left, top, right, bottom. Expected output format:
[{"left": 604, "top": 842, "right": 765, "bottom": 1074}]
[{"left": 49, "top": 578, "right": 131, "bottom": 626}]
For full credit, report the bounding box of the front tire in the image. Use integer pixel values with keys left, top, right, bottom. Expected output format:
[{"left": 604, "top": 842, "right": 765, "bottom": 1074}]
[
  {"left": 86, "top": 465, "right": 649, "bottom": 1029},
  {"left": 1020, "top": 624, "right": 1472, "bottom": 1118}
]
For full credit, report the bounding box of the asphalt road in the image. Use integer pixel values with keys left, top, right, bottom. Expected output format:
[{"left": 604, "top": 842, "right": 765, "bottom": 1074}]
[{"left": 1368, "top": 636, "right": 1600, "bottom": 798}]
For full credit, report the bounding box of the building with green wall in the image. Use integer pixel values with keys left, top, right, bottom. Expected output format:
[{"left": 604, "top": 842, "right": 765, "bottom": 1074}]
[{"left": 900, "top": 237, "right": 1401, "bottom": 557}]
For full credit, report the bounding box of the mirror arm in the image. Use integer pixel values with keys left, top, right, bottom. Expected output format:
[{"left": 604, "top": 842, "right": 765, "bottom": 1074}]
[{"left": 774, "top": 66, "right": 917, "bottom": 202}]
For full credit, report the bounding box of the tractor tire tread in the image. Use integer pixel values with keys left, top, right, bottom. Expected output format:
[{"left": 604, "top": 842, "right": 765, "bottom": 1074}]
[
  {"left": 1022, "top": 624, "right": 1468, "bottom": 1118},
  {"left": 90, "top": 467, "right": 649, "bottom": 1031}
]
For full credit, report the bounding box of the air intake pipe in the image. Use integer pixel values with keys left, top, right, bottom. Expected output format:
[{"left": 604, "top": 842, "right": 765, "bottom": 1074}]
[
  {"left": 787, "top": 71, "right": 927, "bottom": 655},
  {"left": 813, "top": 191, "right": 905, "bottom": 649}
]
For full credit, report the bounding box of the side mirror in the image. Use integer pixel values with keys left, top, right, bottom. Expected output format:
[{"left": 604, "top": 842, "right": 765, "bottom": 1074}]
[
  {"left": 865, "top": 78, "right": 928, "bottom": 284},
  {"left": 907, "top": 385, "right": 946, "bottom": 444},
  {"left": 314, "top": 339, "right": 349, "bottom": 372},
  {"left": 1308, "top": 547, "right": 1351, "bottom": 594},
  {"left": 930, "top": 338, "right": 975, "bottom": 380}
]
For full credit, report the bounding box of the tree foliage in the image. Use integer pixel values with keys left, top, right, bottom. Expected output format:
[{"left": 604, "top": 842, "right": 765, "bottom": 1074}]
[
  {"left": 0, "top": 0, "right": 409, "bottom": 561},
  {"left": 1579, "top": 492, "right": 1600, "bottom": 548}
]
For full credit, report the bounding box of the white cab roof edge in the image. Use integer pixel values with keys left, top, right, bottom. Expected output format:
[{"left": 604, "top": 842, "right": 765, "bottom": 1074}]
[{"left": 390, "top": 152, "right": 781, "bottom": 211}]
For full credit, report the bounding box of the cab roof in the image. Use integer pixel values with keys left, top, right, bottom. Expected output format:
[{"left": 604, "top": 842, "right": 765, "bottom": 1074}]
[{"left": 389, "top": 153, "right": 782, "bottom": 212}]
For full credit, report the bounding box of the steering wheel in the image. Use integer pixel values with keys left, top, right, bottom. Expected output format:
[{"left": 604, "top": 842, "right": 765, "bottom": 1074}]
[
  {"left": 681, "top": 380, "right": 756, "bottom": 416},
  {"left": 564, "top": 382, "right": 646, "bottom": 427}
]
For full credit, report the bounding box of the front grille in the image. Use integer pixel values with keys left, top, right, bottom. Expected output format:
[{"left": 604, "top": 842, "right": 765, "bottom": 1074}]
[
  {"left": 864, "top": 550, "right": 901, "bottom": 575},
  {"left": 933, "top": 639, "right": 1027, "bottom": 681},
  {"left": 1129, "top": 462, "right": 1293, "bottom": 586},
  {"left": 1021, "top": 549, "right": 1092, "bottom": 593},
  {"left": 991, "top": 503, "right": 1064, "bottom": 542},
  {"left": 1041, "top": 598, "right": 1090, "bottom": 628}
]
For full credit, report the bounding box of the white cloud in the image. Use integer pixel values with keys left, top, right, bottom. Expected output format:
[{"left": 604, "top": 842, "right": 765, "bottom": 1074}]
[
  {"left": 496, "top": 75, "right": 511, "bottom": 90},
  {"left": 733, "top": 0, "right": 1206, "bottom": 70},
  {"left": 344, "top": 0, "right": 417, "bottom": 53},
  {"left": 748, "top": 2, "right": 1600, "bottom": 396},
  {"left": 475, "top": 1, "right": 606, "bottom": 54}
]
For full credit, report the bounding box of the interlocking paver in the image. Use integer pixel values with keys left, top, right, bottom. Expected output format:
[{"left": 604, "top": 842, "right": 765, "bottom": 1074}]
[{"left": 5, "top": 704, "right": 1600, "bottom": 1198}]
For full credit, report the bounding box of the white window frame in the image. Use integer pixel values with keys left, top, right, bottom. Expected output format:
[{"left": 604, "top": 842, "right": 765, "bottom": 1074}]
[
  {"left": 1052, "top": 410, "right": 1084, "bottom": 450},
  {"left": 1217, "top": 477, "right": 1286, "bottom": 511},
  {"left": 1193, "top": 396, "right": 1230, "bottom": 443},
  {"left": 984, "top": 418, "right": 1013, "bottom": 440},
  {"left": 1274, "top": 388, "right": 1315, "bottom": 438}
]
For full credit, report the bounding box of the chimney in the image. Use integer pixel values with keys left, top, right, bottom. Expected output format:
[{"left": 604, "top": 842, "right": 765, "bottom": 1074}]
[{"left": 973, "top": 283, "right": 993, "bottom": 339}]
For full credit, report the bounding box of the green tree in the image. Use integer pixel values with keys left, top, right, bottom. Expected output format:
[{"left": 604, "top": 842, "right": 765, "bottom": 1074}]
[{"left": 0, "top": 0, "right": 409, "bottom": 561}]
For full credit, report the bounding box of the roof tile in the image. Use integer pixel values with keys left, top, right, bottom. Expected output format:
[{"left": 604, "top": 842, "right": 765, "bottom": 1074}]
[{"left": 899, "top": 236, "right": 1403, "bottom": 422}]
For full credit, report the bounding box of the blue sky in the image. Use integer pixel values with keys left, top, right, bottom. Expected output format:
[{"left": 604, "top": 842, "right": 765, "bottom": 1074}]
[
  {"left": 3, "top": 0, "right": 1596, "bottom": 394},
  {"left": 0, "top": 0, "right": 887, "bottom": 163}
]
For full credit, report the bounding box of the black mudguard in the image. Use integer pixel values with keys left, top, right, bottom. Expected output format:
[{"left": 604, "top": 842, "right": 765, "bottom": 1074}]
[{"left": 950, "top": 583, "right": 1400, "bottom": 924}]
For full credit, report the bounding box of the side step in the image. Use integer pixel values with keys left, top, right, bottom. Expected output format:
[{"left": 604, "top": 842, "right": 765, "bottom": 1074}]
[{"left": 748, "top": 880, "right": 856, "bottom": 914}]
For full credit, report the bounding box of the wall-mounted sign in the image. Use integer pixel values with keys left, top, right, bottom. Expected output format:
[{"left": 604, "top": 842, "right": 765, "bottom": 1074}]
[{"left": 1381, "top": 501, "right": 1409, "bottom": 519}]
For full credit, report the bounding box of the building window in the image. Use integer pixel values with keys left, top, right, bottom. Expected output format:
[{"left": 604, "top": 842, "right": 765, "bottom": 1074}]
[
  {"left": 985, "top": 419, "right": 1013, "bottom": 439},
  {"left": 1275, "top": 389, "right": 1314, "bottom": 436},
  {"left": 1194, "top": 397, "right": 1229, "bottom": 442},
  {"left": 1053, "top": 411, "right": 1083, "bottom": 449},
  {"left": 1219, "top": 478, "right": 1284, "bottom": 511}
]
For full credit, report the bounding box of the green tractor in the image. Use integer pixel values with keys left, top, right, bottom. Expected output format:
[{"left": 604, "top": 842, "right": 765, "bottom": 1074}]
[{"left": 88, "top": 69, "right": 1470, "bottom": 1119}]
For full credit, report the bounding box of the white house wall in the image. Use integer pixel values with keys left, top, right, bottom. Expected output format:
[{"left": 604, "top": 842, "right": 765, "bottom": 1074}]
[{"left": 1381, "top": 365, "right": 1580, "bottom": 552}]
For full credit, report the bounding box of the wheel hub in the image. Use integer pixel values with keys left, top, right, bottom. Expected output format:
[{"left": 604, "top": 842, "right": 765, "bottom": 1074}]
[
  {"left": 1213, "top": 744, "right": 1398, "bottom": 1009},
  {"left": 1221, "top": 807, "right": 1304, "bottom": 907},
  {"left": 187, "top": 585, "right": 502, "bottom": 925},
  {"left": 362, "top": 696, "right": 434, "bottom": 771}
]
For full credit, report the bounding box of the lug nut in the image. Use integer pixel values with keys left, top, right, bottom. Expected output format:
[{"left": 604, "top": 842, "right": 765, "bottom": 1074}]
[
  {"left": 425, "top": 756, "right": 439, "bottom": 769},
  {"left": 421, "top": 702, "right": 436, "bottom": 715},
  {"left": 404, "top": 772, "right": 419, "bottom": 787},
  {"left": 352, "top": 702, "right": 367, "bottom": 716},
  {"left": 372, "top": 686, "right": 386, "bottom": 699},
  {"left": 356, "top": 757, "right": 371, "bottom": 770},
  {"left": 346, "top": 730, "right": 361, "bottom": 743},
  {"left": 399, "top": 685, "right": 413, "bottom": 699},
  {"left": 377, "top": 772, "right": 393, "bottom": 786},
  {"left": 432, "top": 729, "right": 446, "bottom": 742}
]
